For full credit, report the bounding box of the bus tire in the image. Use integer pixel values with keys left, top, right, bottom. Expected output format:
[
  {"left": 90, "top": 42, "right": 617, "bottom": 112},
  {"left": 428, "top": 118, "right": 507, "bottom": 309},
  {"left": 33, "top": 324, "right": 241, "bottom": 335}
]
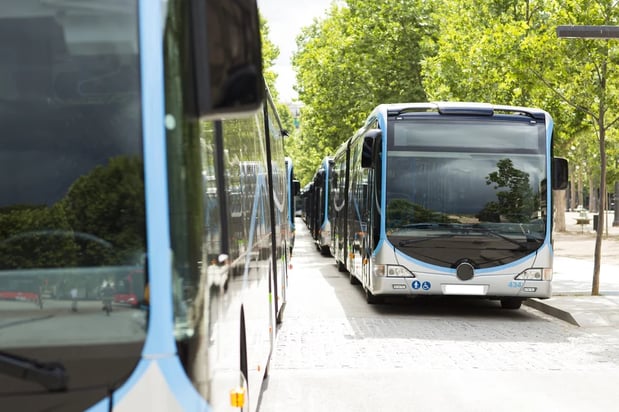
[
  {"left": 337, "top": 260, "right": 346, "bottom": 272},
  {"left": 349, "top": 272, "right": 360, "bottom": 285},
  {"left": 500, "top": 298, "right": 522, "bottom": 310},
  {"left": 365, "top": 288, "right": 384, "bottom": 304}
]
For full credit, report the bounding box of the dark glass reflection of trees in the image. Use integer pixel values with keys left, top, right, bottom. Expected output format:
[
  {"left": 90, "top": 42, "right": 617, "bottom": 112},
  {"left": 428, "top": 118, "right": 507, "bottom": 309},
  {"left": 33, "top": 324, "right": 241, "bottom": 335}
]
[
  {"left": 0, "top": 156, "right": 146, "bottom": 270},
  {"left": 386, "top": 158, "right": 540, "bottom": 228},
  {"left": 477, "top": 158, "right": 538, "bottom": 224}
]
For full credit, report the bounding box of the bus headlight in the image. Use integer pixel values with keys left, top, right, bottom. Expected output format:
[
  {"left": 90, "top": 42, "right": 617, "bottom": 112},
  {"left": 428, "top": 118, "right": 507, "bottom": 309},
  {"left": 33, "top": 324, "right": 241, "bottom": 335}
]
[
  {"left": 374, "top": 264, "right": 415, "bottom": 278},
  {"left": 515, "top": 268, "right": 552, "bottom": 281}
]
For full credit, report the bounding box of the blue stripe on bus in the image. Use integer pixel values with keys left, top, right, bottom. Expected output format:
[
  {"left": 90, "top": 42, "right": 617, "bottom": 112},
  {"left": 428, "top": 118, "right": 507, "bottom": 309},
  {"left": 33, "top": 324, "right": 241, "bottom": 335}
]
[
  {"left": 378, "top": 112, "right": 388, "bottom": 241},
  {"left": 157, "top": 357, "right": 210, "bottom": 411},
  {"left": 544, "top": 114, "right": 554, "bottom": 251},
  {"left": 321, "top": 157, "right": 331, "bottom": 230},
  {"left": 86, "top": 357, "right": 209, "bottom": 412},
  {"left": 379, "top": 238, "right": 539, "bottom": 274},
  {"left": 138, "top": 0, "right": 175, "bottom": 358}
]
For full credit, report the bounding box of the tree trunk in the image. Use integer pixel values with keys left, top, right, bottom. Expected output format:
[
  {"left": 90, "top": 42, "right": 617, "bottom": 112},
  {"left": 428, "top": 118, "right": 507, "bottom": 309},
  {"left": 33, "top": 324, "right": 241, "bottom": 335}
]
[
  {"left": 589, "top": 176, "right": 597, "bottom": 213},
  {"left": 553, "top": 190, "right": 566, "bottom": 232},
  {"left": 569, "top": 170, "right": 577, "bottom": 210},
  {"left": 614, "top": 181, "right": 619, "bottom": 227},
  {"left": 577, "top": 172, "right": 583, "bottom": 209},
  {"left": 592, "top": 117, "right": 607, "bottom": 296}
]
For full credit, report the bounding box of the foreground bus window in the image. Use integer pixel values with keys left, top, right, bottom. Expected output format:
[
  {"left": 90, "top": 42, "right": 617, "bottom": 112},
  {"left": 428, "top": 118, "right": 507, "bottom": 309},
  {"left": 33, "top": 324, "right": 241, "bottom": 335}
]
[{"left": 0, "top": 2, "right": 147, "bottom": 411}]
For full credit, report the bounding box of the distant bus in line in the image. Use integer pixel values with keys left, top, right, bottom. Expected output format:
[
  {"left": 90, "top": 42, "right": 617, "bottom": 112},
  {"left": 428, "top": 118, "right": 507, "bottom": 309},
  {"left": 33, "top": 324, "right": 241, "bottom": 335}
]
[
  {"left": 308, "top": 157, "right": 334, "bottom": 256},
  {"left": 285, "top": 157, "right": 301, "bottom": 254},
  {"left": 329, "top": 102, "right": 568, "bottom": 309}
]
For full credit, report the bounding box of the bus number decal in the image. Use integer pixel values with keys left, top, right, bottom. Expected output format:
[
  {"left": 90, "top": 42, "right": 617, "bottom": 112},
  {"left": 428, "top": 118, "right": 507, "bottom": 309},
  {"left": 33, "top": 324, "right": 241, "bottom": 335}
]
[{"left": 508, "top": 281, "right": 523, "bottom": 289}]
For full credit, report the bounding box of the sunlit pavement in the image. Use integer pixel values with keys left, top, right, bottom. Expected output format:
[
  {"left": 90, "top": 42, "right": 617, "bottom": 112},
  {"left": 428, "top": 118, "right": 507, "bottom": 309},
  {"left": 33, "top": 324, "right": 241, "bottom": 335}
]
[
  {"left": 259, "top": 216, "right": 619, "bottom": 412},
  {"left": 524, "top": 211, "right": 619, "bottom": 327}
]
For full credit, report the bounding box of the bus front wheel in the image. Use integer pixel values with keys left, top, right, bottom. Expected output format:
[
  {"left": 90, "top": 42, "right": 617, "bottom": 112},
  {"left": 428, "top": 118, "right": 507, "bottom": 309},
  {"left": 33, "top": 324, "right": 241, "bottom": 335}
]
[
  {"left": 365, "top": 288, "right": 384, "bottom": 304},
  {"left": 500, "top": 298, "right": 523, "bottom": 310}
]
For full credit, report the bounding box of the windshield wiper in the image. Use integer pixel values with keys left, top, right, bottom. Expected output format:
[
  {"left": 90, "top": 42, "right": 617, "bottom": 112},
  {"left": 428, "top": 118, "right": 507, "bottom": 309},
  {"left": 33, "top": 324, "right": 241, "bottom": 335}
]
[
  {"left": 395, "top": 223, "right": 536, "bottom": 250},
  {"left": 468, "top": 225, "right": 534, "bottom": 249},
  {"left": 0, "top": 351, "right": 68, "bottom": 392}
]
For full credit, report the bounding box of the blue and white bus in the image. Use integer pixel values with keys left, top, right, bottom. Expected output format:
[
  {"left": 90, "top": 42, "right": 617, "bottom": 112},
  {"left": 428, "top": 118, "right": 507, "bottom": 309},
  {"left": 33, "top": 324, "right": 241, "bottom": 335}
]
[
  {"left": 330, "top": 102, "right": 568, "bottom": 309},
  {"left": 0, "top": 1, "right": 290, "bottom": 411},
  {"left": 308, "top": 157, "right": 334, "bottom": 256},
  {"left": 285, "top": 157, "right": 300, "bottom": 256}
]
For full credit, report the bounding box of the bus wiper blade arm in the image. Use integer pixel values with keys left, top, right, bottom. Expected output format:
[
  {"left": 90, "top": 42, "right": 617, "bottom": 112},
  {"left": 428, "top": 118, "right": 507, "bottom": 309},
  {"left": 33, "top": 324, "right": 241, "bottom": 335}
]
[
  {"left": 0, "top": 351, "right": 68, "bottom": 392},
  {"left": 398, "top": 233, "right": 455, "bottom": 246},
  {"left": 469, "top": 225, "right": 531, "bottom": 249}
]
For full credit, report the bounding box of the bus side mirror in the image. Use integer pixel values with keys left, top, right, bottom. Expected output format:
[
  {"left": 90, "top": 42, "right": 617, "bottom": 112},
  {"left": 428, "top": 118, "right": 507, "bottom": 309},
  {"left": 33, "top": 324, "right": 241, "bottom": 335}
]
[
  {"left": 293, "top": 180, "right": 300, "bottom": 196},
  {"left": 361, "top": 129, "right": 381, "bottom": 168},
  {"left": 552, "top": 157, "right": 568, "bottom": 190},
  {"left": 189, "top": 0, "right": 264, "bottom": 118}
]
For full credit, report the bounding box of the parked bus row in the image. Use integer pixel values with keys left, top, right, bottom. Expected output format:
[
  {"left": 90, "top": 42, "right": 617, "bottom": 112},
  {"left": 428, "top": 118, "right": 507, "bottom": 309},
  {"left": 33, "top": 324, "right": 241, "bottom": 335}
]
[
  {"left": 0, "top": 1, "right": 296, "bottom": 411},
  {"left": 301, "top": 102, "right": 568, "bottom": 310}
]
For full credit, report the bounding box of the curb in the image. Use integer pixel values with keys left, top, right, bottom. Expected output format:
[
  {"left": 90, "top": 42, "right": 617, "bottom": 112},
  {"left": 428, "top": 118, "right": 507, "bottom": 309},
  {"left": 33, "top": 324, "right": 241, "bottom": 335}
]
[{"left": 523, "top": 298, "right": 580, "bottom": 326}]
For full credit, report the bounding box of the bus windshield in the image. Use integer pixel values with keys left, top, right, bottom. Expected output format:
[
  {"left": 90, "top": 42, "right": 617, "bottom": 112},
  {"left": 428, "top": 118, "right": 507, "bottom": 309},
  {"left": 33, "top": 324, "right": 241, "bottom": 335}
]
[
  {"left": 0, "top": 1, "right": 146, "bottom": 404},
  {"left": 385, "top": 117, "right": 547, "bottom": 268}
]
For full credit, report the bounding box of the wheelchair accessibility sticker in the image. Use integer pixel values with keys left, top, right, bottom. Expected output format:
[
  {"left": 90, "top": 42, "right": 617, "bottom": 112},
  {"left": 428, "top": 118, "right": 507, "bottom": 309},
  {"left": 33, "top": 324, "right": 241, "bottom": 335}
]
[{"left": 412, "top": 280, "right": 431, "bottom": 291}]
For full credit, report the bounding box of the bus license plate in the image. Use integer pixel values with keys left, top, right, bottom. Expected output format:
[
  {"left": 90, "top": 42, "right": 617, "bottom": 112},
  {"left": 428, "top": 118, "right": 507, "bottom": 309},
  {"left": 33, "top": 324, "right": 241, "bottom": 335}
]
[{"left": 442, "top": 284, "right": 487, "bottom": 295}]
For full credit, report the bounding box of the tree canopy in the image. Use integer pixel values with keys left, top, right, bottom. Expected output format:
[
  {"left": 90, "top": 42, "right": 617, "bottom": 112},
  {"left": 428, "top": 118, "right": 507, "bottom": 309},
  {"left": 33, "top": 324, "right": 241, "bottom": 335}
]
[
  {"left": 289, "top": 0, "right": 431, "bottom": 183},
  {"left": 283, "top": 0, "right": 618, "bottom": 193},
  {"left": 267, "top": 0, "right": 619, "bottom": 295}
]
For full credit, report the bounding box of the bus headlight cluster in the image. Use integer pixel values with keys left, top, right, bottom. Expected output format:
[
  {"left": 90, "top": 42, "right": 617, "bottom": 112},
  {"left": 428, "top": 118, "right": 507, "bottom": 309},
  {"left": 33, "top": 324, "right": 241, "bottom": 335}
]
[
  {"left": 374, "top": 264, "right": 415, "bottom": 278},
  {"left": 515, "top": 268, "right": 552, "bottom": 281}
]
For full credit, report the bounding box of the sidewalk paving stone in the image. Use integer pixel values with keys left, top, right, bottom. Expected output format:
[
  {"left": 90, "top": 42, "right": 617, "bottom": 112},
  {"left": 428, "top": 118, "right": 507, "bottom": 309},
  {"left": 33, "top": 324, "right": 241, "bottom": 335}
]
[{"left": 524, "top": 211, "right": 619, "bottom": 327}]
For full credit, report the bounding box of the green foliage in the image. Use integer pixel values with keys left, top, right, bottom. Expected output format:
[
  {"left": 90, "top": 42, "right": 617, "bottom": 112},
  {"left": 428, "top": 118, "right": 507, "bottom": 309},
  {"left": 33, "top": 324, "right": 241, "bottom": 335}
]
[
  {"left": 282, "top": 129, "right": 324, "bottom": 185},
  {"left": 260, "top": 14, "right": 297, "bottom": 159},
  {"left": 275, "top": 101, "right": 295, "bottom": 134},
  {"left": 421, "top": 0, "right": 619, "bottom": 194},
  {"left": 260, "top": 15, "right": 280, "bottom": 100},
  {"left": 283, "top": 0, "right": 619, "bottom": 191},
  {"left": 291, "top": 0, "right": 434, "bottom": 184}
]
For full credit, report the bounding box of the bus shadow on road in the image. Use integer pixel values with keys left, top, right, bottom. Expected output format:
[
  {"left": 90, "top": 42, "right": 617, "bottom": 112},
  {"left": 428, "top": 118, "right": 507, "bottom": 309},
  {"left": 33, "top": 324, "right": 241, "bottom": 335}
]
[
  {"left": 376, "top": 294, "right": 526, "bottom": 316},
  {"left": 321, "top": 265, "right": 542, "bottom": 322}
]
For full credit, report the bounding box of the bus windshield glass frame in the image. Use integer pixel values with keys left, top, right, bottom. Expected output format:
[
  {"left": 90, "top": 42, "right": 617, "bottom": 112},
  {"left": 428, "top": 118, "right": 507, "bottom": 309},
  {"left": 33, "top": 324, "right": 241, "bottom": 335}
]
[{"left": 385, "top": 116, "right": 548, "bottom": 268}]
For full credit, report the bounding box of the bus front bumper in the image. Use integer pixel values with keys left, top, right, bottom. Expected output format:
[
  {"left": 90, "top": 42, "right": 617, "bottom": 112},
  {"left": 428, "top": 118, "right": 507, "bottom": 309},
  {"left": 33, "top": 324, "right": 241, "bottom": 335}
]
[{"left": 370, "top": 274, "right": 552, "bottom": 299}]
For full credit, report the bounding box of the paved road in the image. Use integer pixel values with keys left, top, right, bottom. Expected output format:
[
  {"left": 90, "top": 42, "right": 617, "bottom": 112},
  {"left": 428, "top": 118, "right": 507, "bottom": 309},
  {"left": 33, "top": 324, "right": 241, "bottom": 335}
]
[
  {"left": 0, "top": 299, "right": 146, "bottom": 348},
  {"left": 258, "top": 218, "right": 619, "bottom": 412},
  {"left": 555, "top": 211, "right": 619, "bottom": 265}
]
